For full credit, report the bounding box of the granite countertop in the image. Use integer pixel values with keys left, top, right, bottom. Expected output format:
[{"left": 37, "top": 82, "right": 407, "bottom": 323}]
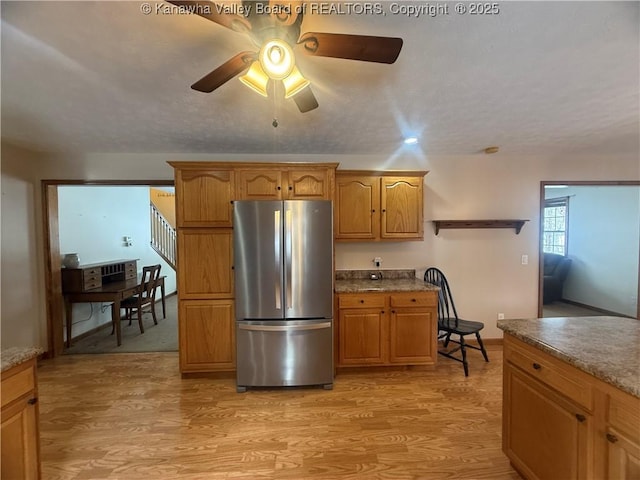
[
  {"left": 498, "top": 317, "right": 640, "bottom": 398},
  {"left": 335, "top": 269, "right": 439, "bottom": 293},
  {"left": 1, "top": 347, "right": 44, "bottom": 372}
]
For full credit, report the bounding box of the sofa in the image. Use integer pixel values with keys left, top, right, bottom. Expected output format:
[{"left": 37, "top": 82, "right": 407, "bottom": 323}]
[{"left": 543, "top": 253, "right": 572, "bottom": 304}]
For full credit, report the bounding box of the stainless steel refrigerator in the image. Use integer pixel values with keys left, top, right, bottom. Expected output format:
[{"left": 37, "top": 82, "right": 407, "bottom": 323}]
[{"left": 234, "top": 200, "right": 334, "bottom": 392}]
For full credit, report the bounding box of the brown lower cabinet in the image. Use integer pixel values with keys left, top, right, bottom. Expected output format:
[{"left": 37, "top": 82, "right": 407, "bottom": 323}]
[
  {"left": 178, "top": 299, "right": 235, "bottom": 373},
  {"left": 1, "top": 357, "right": 40, "bottom": 479},
  {"left": 336, "top": 291, "right": 437, "bottom": 367},
  {"left": 503, "top": 333, "right": 640, "bottom": 480}
]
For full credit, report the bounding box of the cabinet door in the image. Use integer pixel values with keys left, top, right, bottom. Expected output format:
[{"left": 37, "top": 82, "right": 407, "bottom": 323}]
[
  {"left": 236, "top": 170, "right": 283, "bottom": 200},
  {"left": 389, "top": 308, "right": 436, "bottom": 364},
  {"left": 175, "top": 169, "right": 234, "bottom": 227},
  {"left": 287, "top": 169, "right": 332, "bottom": 200},
  {"left": 606, "top": 428, "right": 640, "bottom": 480},
  {"left": 381, "top": 177, "right": 423, "bottom": 239},
  {"left": 1, "top": 399, "right": 39, "bottom": 480},
  {"left": 338, "top": 308, "right": 386, "bottom": 365},
  {"left": 335, "top": 176, "right": 380, "bottom": 240},
  {"left": 179, "top": 299, "right": 235, "bottom": 372},
  {"left": 177, "top": 229, "right": 233, "bottom": 299},
  {"left": 503, "top": 364, "right": 590, "bottom": 480}
]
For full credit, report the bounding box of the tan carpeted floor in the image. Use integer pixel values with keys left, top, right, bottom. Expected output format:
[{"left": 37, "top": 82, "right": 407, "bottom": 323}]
[{"left": 64, "top": 294, "right": 178, "bottom": 354}]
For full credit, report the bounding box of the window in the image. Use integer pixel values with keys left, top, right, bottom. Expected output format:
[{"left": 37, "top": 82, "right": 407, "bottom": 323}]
[{"left": 543, "top": 197, "right": 568, "bottom": 255}]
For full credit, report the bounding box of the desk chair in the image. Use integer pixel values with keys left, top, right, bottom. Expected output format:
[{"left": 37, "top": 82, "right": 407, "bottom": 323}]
[
  {"left": 424, "top": 267, "right": 489, "bottom": 376},
  {"left": 118, "top": 264, "right": 161, "bottom": 334}
]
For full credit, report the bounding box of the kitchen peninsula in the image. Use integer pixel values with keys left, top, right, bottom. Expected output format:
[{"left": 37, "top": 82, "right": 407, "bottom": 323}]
[
  {"left": 498, "top": 316, "right": 640, "bottom": 480},
  {"left": 334, "top": 270, "right": 439, "bottom": 368}
]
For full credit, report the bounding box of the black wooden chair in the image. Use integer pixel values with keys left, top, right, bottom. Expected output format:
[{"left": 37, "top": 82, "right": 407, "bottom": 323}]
[
  {"left": 424, "top": 267, "right": 489, "bottom": 376},
  {"left": 114, "top": 264, "right": 161, "bottom": 335}
]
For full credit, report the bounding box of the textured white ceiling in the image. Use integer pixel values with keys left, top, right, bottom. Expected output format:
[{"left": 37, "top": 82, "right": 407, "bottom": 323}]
[{"left": 1, "top": 1, "right": 638, "bottom": 156}]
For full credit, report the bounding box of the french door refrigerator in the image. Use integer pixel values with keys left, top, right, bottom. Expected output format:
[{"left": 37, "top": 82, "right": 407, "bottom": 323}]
[{"left": 234, "top": 200, "right": 334, "bottom": 392}]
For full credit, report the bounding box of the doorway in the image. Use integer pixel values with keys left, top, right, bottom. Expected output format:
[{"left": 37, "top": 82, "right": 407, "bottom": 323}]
[
  {"left": 538, "top": 181, "right": 640, "bottom": 320},
  {"left": 43, "top": 180, "right": 175, "bottom": 357}
]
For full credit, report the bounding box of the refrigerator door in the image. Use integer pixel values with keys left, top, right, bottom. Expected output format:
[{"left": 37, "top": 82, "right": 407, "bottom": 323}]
[
  {"left": 284, "top": 200, "right": 333, "bottom": 319},
  {"left": 236, "top": 319, "right": 333, "bottom": 389},
  {"left": 234, "top": 201, "right": 284, "bottom": 320}
]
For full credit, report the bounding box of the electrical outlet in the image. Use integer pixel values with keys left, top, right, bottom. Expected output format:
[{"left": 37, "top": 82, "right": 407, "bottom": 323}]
[{"left": 497, "top": 313, "right": 505, "bottom": 320}]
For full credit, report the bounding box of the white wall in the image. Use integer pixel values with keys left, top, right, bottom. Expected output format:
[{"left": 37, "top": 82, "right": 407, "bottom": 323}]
[
  {"left": 57, "top": 186, "right": 177, "bottom": 338},
  {"left": 1, "top": 144, "right": 639, "bottom": 351},
  {"left": 556, "top": 186, "right": 639, "bottom": 316},
  {"left": 1, "top": 144, "right": 47, "bottom": 349}
]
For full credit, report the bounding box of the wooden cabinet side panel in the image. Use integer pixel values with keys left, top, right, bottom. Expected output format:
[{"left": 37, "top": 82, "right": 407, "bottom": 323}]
[
  {"left": 175, "top": 170, "right": 234, "bottom": 227},
  {"left": 179, "top": 300, "right": 235, "bottom": 372},
  {"left": 381, "top": 177, "right": 423, "bottom": 239},
  {"left": 335, "top": 176, "right": 379, "bottom": 240},
  {"left": 177, "top": 229, "right": 233, "bottom": 299}
]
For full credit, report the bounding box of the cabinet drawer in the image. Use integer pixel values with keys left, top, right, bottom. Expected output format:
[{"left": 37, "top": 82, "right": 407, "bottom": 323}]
[
  {"left": 390, "top": 293, "right": 436, "bottom": 308},
  {"left": 83, "top": 274, "right": 102, "bottom": 290},
  {"left": 609, "top": 392, "right": 640, "bottom": 443},
  {"left": 338, "top": 294, "right": 385, "bottom": 309},
  {"left": 506, "top": 342, "right": 592, "bottom": 410},
  {"left": 1, "top": 363, "right": 35, "bottom": 408},
  {"left": 124, "top": 262, "right": 137, "bottom": 280}
]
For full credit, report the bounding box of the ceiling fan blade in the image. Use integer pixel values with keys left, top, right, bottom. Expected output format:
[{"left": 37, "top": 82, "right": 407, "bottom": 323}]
[
  {"left": 191, "top": 51, "right": 257, "bottom": 93},
  {"left": 166, "top": 1, "right": 251, "bottom": 33},
  {"left": 298, "top": 32, "right": 403, "bottom": 64},
  {"left": 292, "top": 86, "right": 319, "bottom": 113}
]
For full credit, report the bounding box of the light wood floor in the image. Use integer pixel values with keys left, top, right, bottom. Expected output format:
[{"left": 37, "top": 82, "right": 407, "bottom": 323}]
[{"left": 37, "top": 345, "right": 520, "bottom": 480}]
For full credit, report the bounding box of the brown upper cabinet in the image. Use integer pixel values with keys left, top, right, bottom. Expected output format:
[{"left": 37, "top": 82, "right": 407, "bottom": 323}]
[
  {"left": 236, "top": 167, "right": 334, "bottom": 200},
  {"left": 172, "top": 166, "right": 235, "bottom": 227},
  {"left": 335, "top": 171, "right": 427, "bottom": 241}
]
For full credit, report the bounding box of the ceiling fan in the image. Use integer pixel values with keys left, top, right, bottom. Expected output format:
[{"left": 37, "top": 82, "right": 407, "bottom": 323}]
[{"left": 167, "top": 0, "right": 403, "bottom": 113}]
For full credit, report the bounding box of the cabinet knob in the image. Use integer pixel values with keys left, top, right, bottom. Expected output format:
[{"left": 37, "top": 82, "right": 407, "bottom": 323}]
[
  {"left": 575, "top": 414, "right": 586, "bottom": 423},
  {"left": 28, "top": 397, "right": 38, "bottom": 405},
  {"left": 372, "top": 209, "right": 376, "bottom": 213},
  {"left": 360, "top": 299, "right": 365, "bottom": 303},
  {"left": 532, "top": 363, "right": 542, "bottom": 370},
  {"left": 382, "top": 209, "right": 386, "bottom": 213},
  {"left": 606, "top": 433, "right": 619, "bottom": 443},
  {"left": 411, "top": 298, "right": 416, "bottom": 302},
  {"left": 277, "top": 186, "right": 281, "bottom": 190},
  {"left": 288, "top": 186, "right": 293, "bottom": 190},
  {"left": 391, "top": 310, "right": 396, "bottom": 314},
  {"left": 381, "top": 310, "right": 385, "bottom": 314}
]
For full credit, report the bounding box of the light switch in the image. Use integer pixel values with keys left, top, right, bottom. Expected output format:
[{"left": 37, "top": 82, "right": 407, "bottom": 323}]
[{"left": 521, "top": 254, "right": 528, "bottom": 265}]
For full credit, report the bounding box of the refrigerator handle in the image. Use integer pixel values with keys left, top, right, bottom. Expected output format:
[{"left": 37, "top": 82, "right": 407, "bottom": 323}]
[
  {"left": 285, "top": 208, "right": 293, "bottom": 310},
  {"left": 274, "top": 209, "right": 282, "bottom": 311}
]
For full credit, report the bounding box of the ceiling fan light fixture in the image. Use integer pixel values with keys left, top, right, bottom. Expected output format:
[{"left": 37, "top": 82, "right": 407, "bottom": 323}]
[
  {"left": 260, "top": 39, "right": 294, "bottom": 80},
  {"left": 283, "top": 65, "right": 310, "bottom": 99},
  {"left": 239, "top": 61, "right": 269, "bottom": 97}
]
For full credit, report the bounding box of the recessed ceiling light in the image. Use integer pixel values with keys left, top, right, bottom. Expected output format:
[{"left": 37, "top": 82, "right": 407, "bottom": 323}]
[{"left": 404, "top": 137, "right": 418, "bottom": 145}]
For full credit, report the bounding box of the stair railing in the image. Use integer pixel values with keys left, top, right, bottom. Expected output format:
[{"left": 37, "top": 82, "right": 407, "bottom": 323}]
[{"left": 150, "top": 203, "right": 176, "bottom": 270}]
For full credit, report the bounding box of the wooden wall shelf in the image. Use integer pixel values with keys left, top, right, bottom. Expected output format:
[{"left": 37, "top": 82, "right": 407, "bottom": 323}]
[{"left": 433, "top": 219, "right": 529, "bottom": 235}]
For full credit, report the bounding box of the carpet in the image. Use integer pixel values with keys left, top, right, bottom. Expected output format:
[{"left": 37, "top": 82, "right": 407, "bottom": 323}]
[{"left": 65, "top": 295, "right": 178, "bottom": 354}]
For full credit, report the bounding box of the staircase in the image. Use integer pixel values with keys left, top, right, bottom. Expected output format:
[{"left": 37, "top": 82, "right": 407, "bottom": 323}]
[{"left": 150, "top": 203, "right": 176, "bottom": 270}]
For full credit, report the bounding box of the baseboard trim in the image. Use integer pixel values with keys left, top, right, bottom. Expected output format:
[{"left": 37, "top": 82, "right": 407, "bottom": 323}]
[{"left": 559, "top": 299, "right": 633, "bottom": 318}]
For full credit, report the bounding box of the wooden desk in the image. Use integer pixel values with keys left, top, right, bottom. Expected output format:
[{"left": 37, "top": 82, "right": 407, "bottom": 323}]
[
  {"left": 64, "top": 278, "right": 141, "bottom": 347},
  {"left": 63, "top": 274, "right": 167, "bottom": 347}
]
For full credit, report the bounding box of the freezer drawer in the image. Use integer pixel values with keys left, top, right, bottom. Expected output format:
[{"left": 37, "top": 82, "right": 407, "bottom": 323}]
[{"left": 236, "top": 319, "right": 333, "bottom": 391}]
